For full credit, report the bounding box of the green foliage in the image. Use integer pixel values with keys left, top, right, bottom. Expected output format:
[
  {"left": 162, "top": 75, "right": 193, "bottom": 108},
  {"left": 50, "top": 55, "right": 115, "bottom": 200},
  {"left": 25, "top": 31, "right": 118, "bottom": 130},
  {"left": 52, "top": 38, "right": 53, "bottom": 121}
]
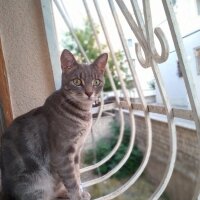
[
  {"left": 84, "top": 122, "right": 143, "bottom": 179},
  {"left": 63, "top": 20, "right": 100, "bottom": 63},
  {"left": 62, "top": 19, "right": 133, "bottom": 91}
]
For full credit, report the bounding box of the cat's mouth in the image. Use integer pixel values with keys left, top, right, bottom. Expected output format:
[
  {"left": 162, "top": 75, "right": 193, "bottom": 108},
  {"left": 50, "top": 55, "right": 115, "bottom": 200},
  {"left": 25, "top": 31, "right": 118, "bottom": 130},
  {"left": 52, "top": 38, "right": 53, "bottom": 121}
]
[
  {"left": 86, "top": 96, "right": 96, "bottom": 102},
  {"left": 72, "top": 95, "right": 96, "bottom": 103}
]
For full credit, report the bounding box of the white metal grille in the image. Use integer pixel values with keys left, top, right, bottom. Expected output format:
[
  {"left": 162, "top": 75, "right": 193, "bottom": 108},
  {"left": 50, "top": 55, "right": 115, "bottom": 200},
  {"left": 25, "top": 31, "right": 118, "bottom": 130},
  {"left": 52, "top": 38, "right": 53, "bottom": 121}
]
[{"left": 43, "top": 0, "right": 200, "bottom": 199}]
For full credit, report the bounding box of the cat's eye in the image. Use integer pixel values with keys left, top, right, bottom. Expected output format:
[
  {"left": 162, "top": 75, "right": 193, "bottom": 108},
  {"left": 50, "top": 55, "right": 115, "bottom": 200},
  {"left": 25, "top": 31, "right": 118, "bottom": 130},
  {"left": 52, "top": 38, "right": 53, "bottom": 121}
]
[
  {"left": 73, "top": 79, "right": 82, "bottom": 86},
  {"left": 93, "top": 79, "right": 101, "bottom": 86}
]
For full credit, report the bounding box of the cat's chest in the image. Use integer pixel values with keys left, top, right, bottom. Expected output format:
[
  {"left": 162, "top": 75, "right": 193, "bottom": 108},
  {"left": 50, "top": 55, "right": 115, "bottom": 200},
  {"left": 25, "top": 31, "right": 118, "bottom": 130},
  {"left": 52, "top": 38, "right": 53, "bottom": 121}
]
[
  {"left": 50, "top": 117, "right": 92, "bottom": 139},
  {"left": 49, "top": 118, "right": 92, "bottom": 153}
]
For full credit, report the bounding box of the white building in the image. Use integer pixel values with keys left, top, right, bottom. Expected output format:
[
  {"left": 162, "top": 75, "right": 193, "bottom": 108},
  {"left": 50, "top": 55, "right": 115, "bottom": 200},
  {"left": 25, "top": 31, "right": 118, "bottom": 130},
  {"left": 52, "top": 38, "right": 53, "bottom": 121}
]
[{"left": 154, "top": 0, "right": 200, "bottom": 107}]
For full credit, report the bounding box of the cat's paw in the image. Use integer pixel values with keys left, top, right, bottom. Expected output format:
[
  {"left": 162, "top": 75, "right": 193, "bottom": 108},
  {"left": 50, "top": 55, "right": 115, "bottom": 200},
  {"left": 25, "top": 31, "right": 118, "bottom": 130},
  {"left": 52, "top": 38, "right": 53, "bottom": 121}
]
[
  {"left": 56, "top": 190, "right": 69, "bottom": 199},
  {"left": 55, "top": 182, "right": 68, "bottom": 199},
  {"left": 81, "top": 191, "right": 91, "bottom": 200}
]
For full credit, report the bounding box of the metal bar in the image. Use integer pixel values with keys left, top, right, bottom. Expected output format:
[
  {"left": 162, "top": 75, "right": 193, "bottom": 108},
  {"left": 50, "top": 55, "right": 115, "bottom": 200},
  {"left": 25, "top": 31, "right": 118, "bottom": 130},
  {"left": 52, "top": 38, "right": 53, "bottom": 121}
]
[
  {"left": 54, "top": 0, "right": 104, "bottom": 118},
  {"left": 93, "top": 0, "right": 131, "bottom": 106},
  {"left": 81, "top": 0, "right": 137, "bottom": 189},
  {"left": 115, "top": 0, "right": 149, "bottom": 67},
  {"left": 130, "top": 0, "right": 146, "bottom": 39},
  {"left": 81, "top": 0, "right": 104, "bottom": 129},
  {"left": 82, "top": 0, "right": 102, "bottom": 52},
  {"left": 162, "top": 1, "right": 200, "bottom": 199},
  {"left": 82, "top": 113, "right": 135, "bottom": 189},
  {"left": 115, "top": 0, "right": 177, "bottom": 199},
  {"left": 108, "top": 0, "right": 147, "bottom": 109},
  {"left": 54, "top": 0, "right": 125, "bottom": 177},
  {"left": 80, "top": 0, "right": 126, "bottom": 174},
  {"left": 82, "top": 0, "right": 120, "bottom": 104},
  {"left": 81, "top": 0, "right": 120, "bottom": 103},
  {"left": 81, "top": 109, "right": 125, "bottom": 174},
  {"left": 53, "top": 0, "right": 199, "bottom": 199},
  {"left": 53, "top": 0, "right": 90, "bottom": 63},
  {"left": 114, "top": 0, "right": 147, "bottom": 52},
  {"left": 93, "top": 115, "right": 151, "bottom": 200},
  {"left": 57, "top": 0, "right": 106, "bottom": 168},
  {"left": 143, "top": 1, "right": 177, "bottom": 199},
  {"left": 90, "top": 0, "right": 153, "bottom": 198},
  {"left": 83, "top": 0, "right": 120, "bottom": 132}
]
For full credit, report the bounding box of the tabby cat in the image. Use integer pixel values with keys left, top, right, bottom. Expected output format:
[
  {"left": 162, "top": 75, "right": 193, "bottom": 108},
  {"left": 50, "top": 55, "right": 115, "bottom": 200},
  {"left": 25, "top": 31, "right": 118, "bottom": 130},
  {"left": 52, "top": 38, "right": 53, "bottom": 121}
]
[{"left": 1, "top": 49, "right": 108, "bottom": 200}]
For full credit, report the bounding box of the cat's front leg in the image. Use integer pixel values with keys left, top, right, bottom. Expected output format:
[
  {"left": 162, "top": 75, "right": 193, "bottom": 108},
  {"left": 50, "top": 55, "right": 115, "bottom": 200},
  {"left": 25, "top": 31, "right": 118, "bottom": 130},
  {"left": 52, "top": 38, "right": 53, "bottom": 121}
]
[
  {"left": 74, "top": 150, "right": 91, "bottom": 200},
  {"left": 54, "top": 181, "right": 69, "bottom": 199},
  {"left": 55, "top": 147, "right": 89, "bottom": 200},
  {"left": 54, "top": 181, "right": 91, "bottom": 200},
  {"left": 57, "top": 160, "right": 81, "bottom": 199}
]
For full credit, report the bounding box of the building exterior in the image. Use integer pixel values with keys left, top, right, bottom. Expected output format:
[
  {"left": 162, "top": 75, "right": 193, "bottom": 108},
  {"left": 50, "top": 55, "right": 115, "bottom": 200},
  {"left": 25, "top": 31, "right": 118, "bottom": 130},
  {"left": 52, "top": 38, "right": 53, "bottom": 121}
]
[{"left": 155, "top": 0, "right": 200, "bottom": 107}]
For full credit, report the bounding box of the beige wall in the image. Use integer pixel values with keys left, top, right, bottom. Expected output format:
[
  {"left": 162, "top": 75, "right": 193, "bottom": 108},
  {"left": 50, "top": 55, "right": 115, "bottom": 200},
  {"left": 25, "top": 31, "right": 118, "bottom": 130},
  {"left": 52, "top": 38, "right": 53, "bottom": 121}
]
[{"left": 0, "top": 0, "right": 55, "bottom": 117}]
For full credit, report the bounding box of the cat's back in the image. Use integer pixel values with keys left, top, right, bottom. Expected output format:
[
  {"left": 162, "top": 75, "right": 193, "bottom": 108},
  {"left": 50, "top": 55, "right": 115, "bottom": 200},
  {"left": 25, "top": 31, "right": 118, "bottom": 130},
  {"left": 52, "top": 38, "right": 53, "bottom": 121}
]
[
  {"left": 3, "top": 107, "right": 47, "bottom": 138},
  {"left": 1, "top": 107, "right": 53, "bottom": 199},
  {"left": 2, "top": 106, "right": 49, "bottom": 158}
]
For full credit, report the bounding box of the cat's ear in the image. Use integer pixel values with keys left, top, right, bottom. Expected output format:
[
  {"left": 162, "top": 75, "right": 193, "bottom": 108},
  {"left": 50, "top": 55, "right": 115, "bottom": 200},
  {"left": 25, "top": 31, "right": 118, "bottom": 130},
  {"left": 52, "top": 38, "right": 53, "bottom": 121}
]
[
  {"left": 60, "top": 49, "right": 77, "bottom": 71},
  {"left": 93, "top": 53, "right": 108, "bottom": 73}
]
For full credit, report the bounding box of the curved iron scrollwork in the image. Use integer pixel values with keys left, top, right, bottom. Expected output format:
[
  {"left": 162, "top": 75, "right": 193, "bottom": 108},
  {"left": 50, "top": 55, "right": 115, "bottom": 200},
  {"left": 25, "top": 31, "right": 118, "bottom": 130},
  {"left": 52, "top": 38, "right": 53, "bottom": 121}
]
[
  {"left": 116, "top": 0, "right": 169, "bottom": 68},
  {"left": 51, "top": 0, "right": 200, "bottom": 199}
]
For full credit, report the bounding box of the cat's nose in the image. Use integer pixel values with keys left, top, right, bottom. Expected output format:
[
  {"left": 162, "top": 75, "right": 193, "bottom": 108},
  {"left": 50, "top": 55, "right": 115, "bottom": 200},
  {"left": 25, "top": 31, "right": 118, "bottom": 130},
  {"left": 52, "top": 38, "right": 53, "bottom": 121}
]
[{"left": 85, "top": 91, "right": 93, "bottom": 98}]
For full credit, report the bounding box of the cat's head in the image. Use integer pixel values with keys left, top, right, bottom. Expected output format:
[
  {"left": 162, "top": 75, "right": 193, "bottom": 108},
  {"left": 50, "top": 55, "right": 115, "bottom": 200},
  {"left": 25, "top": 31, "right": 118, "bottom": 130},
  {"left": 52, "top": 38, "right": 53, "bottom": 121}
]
[{"left": 60, "top": 49, "right": 108, "bottom": 103}]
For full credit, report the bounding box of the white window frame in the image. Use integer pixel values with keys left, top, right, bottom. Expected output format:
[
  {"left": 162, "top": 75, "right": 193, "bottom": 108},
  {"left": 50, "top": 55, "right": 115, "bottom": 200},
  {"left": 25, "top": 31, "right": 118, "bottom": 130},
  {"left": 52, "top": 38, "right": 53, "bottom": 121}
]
[{"left": 197, "top": 0, "right": 200, "bottom": 15}]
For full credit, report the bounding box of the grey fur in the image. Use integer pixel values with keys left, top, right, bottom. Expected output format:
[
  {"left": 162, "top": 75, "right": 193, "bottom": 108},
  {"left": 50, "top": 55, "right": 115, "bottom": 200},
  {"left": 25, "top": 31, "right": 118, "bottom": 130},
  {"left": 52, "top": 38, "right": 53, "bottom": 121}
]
[{"left": 1, "top": 50, "right": 108, "bottom": 200}]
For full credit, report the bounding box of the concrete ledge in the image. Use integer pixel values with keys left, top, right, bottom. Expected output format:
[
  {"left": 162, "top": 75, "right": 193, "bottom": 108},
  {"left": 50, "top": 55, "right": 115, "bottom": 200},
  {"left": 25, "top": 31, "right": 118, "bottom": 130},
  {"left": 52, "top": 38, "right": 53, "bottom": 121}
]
[{"left": 122, "top": 109, "right": 196, "bottom": 131}]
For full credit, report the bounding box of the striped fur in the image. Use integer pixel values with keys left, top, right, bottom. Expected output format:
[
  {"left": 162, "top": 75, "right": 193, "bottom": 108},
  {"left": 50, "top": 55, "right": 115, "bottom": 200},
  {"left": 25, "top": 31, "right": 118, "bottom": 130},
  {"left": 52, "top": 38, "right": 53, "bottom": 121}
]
[{"left": 1, "top": 50, "right": 108, "bottom": 200}]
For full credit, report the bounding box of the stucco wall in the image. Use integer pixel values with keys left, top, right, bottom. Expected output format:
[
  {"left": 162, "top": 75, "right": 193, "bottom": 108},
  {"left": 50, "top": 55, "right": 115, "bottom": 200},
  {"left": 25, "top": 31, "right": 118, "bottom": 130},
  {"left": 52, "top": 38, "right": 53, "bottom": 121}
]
[{"left": 0, "top": 0, "right": 55, "bottom": 117}]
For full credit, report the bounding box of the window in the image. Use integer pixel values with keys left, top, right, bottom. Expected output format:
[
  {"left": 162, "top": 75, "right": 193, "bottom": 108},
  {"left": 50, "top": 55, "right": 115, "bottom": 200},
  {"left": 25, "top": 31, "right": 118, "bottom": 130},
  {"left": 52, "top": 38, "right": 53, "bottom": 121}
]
[
  {"left": 127, "top": 38, "right": 133, "bottom": 47},
  {"left": 194, "top": 47, "right": 200, "bottom": 75},
  {"left": 177, "top": 61, "right": 183, "bottom": 77},
  {"left": 171, "top": 0, "right": 177, "bottom": 6},
  {"left": 197, "top": 0, "right": 200, "bottom": 15}
]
